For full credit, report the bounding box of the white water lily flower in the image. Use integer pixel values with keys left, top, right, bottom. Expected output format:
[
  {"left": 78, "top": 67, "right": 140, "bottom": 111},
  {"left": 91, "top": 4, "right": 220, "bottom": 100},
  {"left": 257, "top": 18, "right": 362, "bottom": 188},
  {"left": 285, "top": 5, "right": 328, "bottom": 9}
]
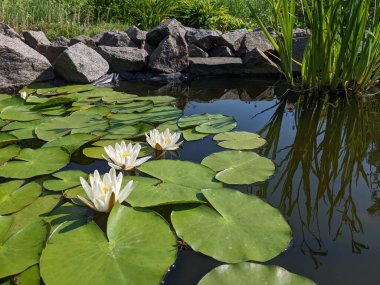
[
  {"left": 103, "top": 141, "right": 151, "bottom": 170},
  {"left": 145, "top": 128, "right": 183, "bottom": 151},
  {"left": 77, "top": 168, "right": 136, "bottom": 213},
  {"left": 20, "top": 91, "right": 28, "bottom": 100}
]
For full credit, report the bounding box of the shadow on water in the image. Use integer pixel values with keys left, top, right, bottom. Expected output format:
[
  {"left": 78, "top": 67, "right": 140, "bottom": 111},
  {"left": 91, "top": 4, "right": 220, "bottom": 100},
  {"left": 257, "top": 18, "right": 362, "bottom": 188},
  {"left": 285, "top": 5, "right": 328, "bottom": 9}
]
[{"left": 120, "top": 78, "right": 380, "bottom": 285}]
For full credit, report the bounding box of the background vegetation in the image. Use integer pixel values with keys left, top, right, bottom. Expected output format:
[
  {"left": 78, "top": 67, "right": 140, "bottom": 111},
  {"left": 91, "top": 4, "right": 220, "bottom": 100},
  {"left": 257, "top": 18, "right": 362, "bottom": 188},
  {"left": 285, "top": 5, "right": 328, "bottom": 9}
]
[{"left": 0, "top": 0, "right": 271, "bottom": 39}]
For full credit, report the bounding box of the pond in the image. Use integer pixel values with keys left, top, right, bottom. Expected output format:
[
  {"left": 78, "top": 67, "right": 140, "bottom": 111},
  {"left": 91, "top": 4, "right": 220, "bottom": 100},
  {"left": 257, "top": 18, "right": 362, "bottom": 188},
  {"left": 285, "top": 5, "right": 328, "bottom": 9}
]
[{"left": 0, "top": 78, "right": 379, "bottom": 285}]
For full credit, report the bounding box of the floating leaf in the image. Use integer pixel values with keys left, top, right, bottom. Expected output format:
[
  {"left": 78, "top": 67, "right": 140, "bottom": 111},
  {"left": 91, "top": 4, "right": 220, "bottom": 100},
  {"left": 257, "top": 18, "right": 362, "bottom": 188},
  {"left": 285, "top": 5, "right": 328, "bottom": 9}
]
[
  {"left": 195, "top": 117, "right": 237, "bottom": 134},
  {"left": 30, "top": 96, "right": 76, "bottom": 110},
  {"left": 182, "top": 129, "right": 208, "bottom": 141},
  {"left": 0, "top": 134, "right": 18, "bottom": 146},
  {"left": 134, "top": 95, "right": 176, "bottom": 106},
  {"left": 110, "top": 106, "right": 182, "bottom": 124},
  {"left": 213, "top": 131, "right": 266, "bottom": 150},
  {"left": 198, "top": 263, "right": 316, "bottom": 285},
  {"left": 110, "top": 100, "right": 154, "bottom": 113},
  {"left": 172, "top": 188, "right": 291, "bottom": 263},
  {"left": 201, "top": 151, "right": 275, "bottom": 185},
  {"left": 136, "top": 160, "right": 222, "bottom": 206},
  {"left": 43, "top": 170, "right": 89, "bottom": 192},
  {"left": 103, "top": 122, "right": 153, "bottom": 140},
  {"left": 0, "top": 147, "right": 70, "bottom": 179},
  {"left": 0, "top": 181, "right": 42, "bottom": 215},
  {"left": 2, "top": 118, "right": 49, "bottom": 140},
  {"left": 178, "top": 114, "right": 227, "bottom": 128},
  {"left": 0, "top": 217, "right": 49, "bottom": 278},
  {"left": 0, "top": 105, "right": 43, "bottom": 121},
  {"left": 0, "top": 144, "right": 20, "bottom": 163},
  {"left": 40, "top": 205, "right": 177, "bottom": 285},
  {"left": 157, "top": 120, "right": 181, "bottom": 132},
  {"left": 42, "top": 134, "right": 96, "bottom": 154},
  {"left": 37, "top": 105, "right": 66, "bottom": 116}
]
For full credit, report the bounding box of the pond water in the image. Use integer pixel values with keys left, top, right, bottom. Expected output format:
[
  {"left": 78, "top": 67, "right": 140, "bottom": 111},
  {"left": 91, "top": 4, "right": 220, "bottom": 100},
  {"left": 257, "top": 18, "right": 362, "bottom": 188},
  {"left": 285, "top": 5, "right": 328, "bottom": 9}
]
[
  {"left": 1, "top": 78, "right": 379, "bottom": 284},
  {"left": 116, "top": 78, "right": 380, "bottom": 285}
]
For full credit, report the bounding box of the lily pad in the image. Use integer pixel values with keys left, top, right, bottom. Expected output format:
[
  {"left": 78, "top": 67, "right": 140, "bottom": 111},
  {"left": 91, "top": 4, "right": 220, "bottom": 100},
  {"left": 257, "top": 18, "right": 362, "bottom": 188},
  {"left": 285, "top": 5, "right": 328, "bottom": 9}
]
[
  {"left": 110, "top": 100, "right": 154, "bottom": 113},
  {"left": 43, "top": 170, "right": 89, "bottom": 192},
  {"left": 171, "top": 188, "right": 291, "bottom": 263},
  {"left": 0, "top": 133, "right": 18, "bottom": 146},
  {"left": 0, "top": 217, "right": 49, "bottom": 278},
  {"left": 0, "top": 147, "right": 70, "bottom": 179},
  {"left": 42, "top": 134, "right": 96, "bottom": 154},
  {"left": 198, "top": 263, "right": 316, "bottom": 285},
  {"left": 213, "top": 131, "right": 266, "bottom": 150},
  {"left": 178, "top": 114, "right": 228, "bottom": 128},
  {"left": 0, "top": 181, "right": 42, "bottom": 215},
  {"left": 40, "top": 204, "right": 177, "bottom": 285},
  {"left": 182, "top": 129, "right": 208, "bottom": 141},
  {"left": 2, "top": 118, "right": 50, "bottom": 140},
  {"left": 0, "top": 144, "right": 20, "bottom": 163},
  {"left": 201, "top": 151, "right": 275, "bottom": 185},
  {"left": 134, "top": 95, "right": 176, "bottom": 106},
  {"left": 135, "top": 160, "right": 222, "bottom": 206},
  {"left": 110, "top": 106, "right": 182, "bottom": 124},
  {"left": 195, "top": 116, "right": 237, "bottom": 134},
  {"left": 0, "top": 105, "right": 43, "bottom": 122}
]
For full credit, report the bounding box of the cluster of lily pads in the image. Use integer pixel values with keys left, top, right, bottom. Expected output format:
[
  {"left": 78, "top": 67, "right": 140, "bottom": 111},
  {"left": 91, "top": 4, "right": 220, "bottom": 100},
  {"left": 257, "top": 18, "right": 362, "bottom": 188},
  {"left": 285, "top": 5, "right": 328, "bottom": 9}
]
[{"left": 0, "top": 84, "right": 315, "bottom": 285}]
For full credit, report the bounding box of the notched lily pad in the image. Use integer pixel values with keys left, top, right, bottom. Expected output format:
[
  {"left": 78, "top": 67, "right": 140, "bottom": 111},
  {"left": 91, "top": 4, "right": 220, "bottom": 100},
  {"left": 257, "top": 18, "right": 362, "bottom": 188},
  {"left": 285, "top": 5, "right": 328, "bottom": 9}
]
[
  {"left": 214, "top": 131, "right": 266, "bottom": 150},
  {"left": 43, "top": 170, "right": 89, "bottom": 192}
]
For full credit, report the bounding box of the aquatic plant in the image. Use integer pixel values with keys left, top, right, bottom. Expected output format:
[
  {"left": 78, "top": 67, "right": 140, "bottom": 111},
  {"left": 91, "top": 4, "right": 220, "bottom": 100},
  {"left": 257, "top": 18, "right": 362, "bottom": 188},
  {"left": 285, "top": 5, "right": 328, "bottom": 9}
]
[{"left": 145, "top": 128, "right": 183, "bottom": 151}]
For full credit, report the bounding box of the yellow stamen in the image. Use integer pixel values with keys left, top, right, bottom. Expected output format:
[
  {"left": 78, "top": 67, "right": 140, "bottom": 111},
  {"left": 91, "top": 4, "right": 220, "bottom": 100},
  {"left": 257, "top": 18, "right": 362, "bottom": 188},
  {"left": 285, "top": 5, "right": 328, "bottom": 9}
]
[
  {"left": 102, "top": 186, "right": 109, "bottom": 194},
  {"left": 122, "top": 152, "right": 131, "bottom": 158},
  {"left": 164, "top": 136, "right": 169, "bottom": 144}
]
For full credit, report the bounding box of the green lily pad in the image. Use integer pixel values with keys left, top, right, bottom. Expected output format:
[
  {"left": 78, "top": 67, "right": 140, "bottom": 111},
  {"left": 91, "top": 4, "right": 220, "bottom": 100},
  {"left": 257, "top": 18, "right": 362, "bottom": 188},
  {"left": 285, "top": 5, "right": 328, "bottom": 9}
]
[
  {"left": 213, "top": 131, "right": 266, "bottom": 150},
  {"left": 40, "top": 204, "right": 177, "bottom": 285},
  {"left": 110, "top": 106, "right": 182, "bottom": 124},
  {"left": 0, "top": 217, "right": 49, "bottom": 278},
  {"left": 0, "top": 144, "right": 20, "bottom": 163},
  {"left": 0, "top": 181, "right": 42, "bottom": 215},
  {"left": 42, "top": 134, "right": 96, "bottom": 154},
  {"left": 31, "top": 84, "right": 94, "bottom": 96},
  {"left": 0, "top": 105, "right": 43, "bottom": 122},
  {"left": 178, "top": 114, "right": 228, "bottom": 128},
  {"left": 198, "top": 263, "right": 316, "bottom": 285},
  {"left": 103, "top": 122, "right": 153, "bottom": 140},
  {"left": 171, "top": 188, "right": 291, "bottom": 263},
  {"left": 0, "top": 147, "right": 70, "bottom": 179},
  {"left": 135, "top": 160, "right": 222, "bottom": 206},
  {"left": 0, "top": 134, "right": 18, "bottom": 146},
  {"left": 43, "top": 170, "right": 89, "bottom": 192},
  {"left": 2, "top": 118, "right": 50, "bottom": 140},
  {"left": 195, "top": 116, "right": 237, "bottom": 134},
  {"left": 17, "top": 265, "right": 41, "bottom": 285},
  {"left": 0, "top": 97, "right": 24, "bottom": 110},
  {"left": 37, "top": 105, "right": 66, "bottom": 116},
  {"left": 134, "top": 95, "right": 176, "bottom": 106},
  {"left": 110, "top": 100, "right": 154, "bottom": 113},
  {"left": 30, "top": 96, "right": 76, "bottom": 110},
  {"left": 157, "top": 120, "right": 181, "bottom": 132},
  {"left": 201, "top": 151, "right": 275, "bottom": 185},
  {"left": 182, "top": 129, "right": 208, "bottom": 141}
]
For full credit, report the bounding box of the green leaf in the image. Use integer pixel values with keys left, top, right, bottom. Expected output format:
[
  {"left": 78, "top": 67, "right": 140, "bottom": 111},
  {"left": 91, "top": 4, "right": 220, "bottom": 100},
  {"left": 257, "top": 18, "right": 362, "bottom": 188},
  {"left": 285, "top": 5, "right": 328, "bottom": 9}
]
[
  {"left": 110, "top": 100, "right": 154, "bottom": 113},
  {"left": 0, "top": 106, "right": 43, "bottom": 122},
  {"left": 201, "top": 151, "right": 275, "bottom": 185},
  {"left": 2, "top": 118, "right": 49, "bottom": 140},
  {"left": 178, "top": 114, "right": 228, "bottom": 128},
  {"left": 0, "top": 133, "right": 18, "bottom": 146},
  {"left": 0, "top": 147, "right": 70, "bottom": 179},
  {"left": 17, "top": 265, "right": 41, "bottom": 285},
  {"left": 0, "top": 181, "right": 41, "bottom": 215},
  {"left": 134, "top": 95, "right": 176, "bottom": 106},
  {"left": 172, "top": 188, "right": 291, "bottom": 263},
  {"left": 198, "top": 263, "right": 316, "bottom": 285},
  {"left": 30, "top": 96, "right": 76, "bottom": 110},
  {"left": 110, "top": 106, "right": 182, "bottom": 124},
  {"left": 40, "top": 205, "right": 177, "bottom": 285},
  {"left": 43, "top": 170, "right": 89, "bottom": 192},
  {"left": 0, "top": 144, "right": 20, "bottom": 163},
  {"left": 195, "top": 117, "right": 237, "bottom": 134},
  {"left": 102, "top": 122, "right": 153, "bottom": 140},
  {"left": 0, "top": 217, "right": 49, "bottom": 278},
  {"left": 42, "top": 134, "right": 96, "bottom": 154},
  {"left": 135, "top": 160, "right": 222, "bottom": 206},
  {"left": 182, "top": 129, "right": 208, "bottom": 141},
  {"left": 214, "top": 131, "right": 266, "bottom": 150}
]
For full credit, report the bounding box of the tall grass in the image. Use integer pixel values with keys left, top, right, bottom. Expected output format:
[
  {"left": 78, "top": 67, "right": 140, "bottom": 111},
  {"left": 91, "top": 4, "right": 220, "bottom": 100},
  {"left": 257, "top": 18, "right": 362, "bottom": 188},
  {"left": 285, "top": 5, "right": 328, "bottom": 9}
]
[{"left": 248, "top": 0, "right": 380, "bottom": 95}]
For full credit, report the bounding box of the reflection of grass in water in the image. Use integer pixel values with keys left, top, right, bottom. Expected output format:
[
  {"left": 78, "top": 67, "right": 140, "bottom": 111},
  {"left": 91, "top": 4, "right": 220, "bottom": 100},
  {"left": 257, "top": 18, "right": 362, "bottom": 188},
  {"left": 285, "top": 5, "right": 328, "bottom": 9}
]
[{"left": 257, "top": 96, "right": 380, "bottom": 267}]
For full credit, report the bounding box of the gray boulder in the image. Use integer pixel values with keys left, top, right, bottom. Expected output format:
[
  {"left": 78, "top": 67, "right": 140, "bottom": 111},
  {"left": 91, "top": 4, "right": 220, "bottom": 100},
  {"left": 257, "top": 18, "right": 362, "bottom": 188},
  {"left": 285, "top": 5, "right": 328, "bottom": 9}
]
[
  {"left": 97, "top": 46, "right": 148, "bottom": 72},
  {"left": 216, "top": 29, "right": 248, "bottom": 52},
  {"left": 54, "top": 43, "right": 109, "bottom": 83},
  {"left": 186, "top": 29, "right": 222, "bottom": 51},
  {"left": 52, "top": 36, "right": 70, "bottom": 47},
  {"left": 209, "top": 46, "right": 234, "bottom": 57},
  {"left": 70, "top": 35, "right": 97, "bottom": 49},
  {"left": 23, "top": 31, "right": 50, "bottom": 49},
  {"left": 243, "top": 48, "right": 281, "bottom": 75},
  {"left": 238, "top": 31, "right": 274, "bottom": 57},
  {"left": 189, "top": 44, "right": 208, "bottom": 58},
  {"left": 148, "top": 34, "right": 189, "bottom": 73},
  {"left": 146, "top": 19, "right": 186, "bottom": 46},
  {"left": 98, "top": 31, "right": 137, "bottom": 48},
  {"left": 189, "top": 57, "right": 244, "bottom": 76},
  {"left": 0, "top": 34, "right": 54, "bottom": 91},
  {"left": 0, "top": 22, "right": 21, "bottom": 39},
  {"left": 36, "top": 45, "right": 67, "bottom": 64},
  {"left": 293, "top": 28, "right": 310, "bottom": 38},
  {"left": 143, "top": 42, "right": 155, "bottom": 55},
  {"left": 126, "top": 26, "right": 147, "bottom": 47}
]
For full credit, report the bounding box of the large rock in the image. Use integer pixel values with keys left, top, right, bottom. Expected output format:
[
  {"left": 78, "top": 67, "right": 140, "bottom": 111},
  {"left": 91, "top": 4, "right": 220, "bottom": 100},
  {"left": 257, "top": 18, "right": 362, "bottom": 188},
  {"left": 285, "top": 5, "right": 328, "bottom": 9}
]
[
  {"left": 69, "top": 35, "right": 97, "bottom": 49},
  {"left": 186, "top": 29, "right": 222, "bottom": 51},
  {"left": 126, "top": 26, "right": 147, "bottom": 47},
  {"left": 0, "top": 34, "right": 54, "bottom": 91},
  {"left": 242, "top": 48, "right": 281, "bottom": 75},
  {"left": 216, "top": 29, "right": 248, "bottom": 52},
  {"left": 292, "top": 37, "right": 309, "bottom": 72},
  {"left": 293, "top": 28, "right": 310, "bottom": 38},
  {"left": 98, "top": 31, "right": 137, "bottom": 48},
  {"left": 0, "top": 22, "right": 21, "bottom": 39},
  {"left": 36, "top": 45, "right": 67, "bottom": 64},
  {"left": 52, "top": 36, "right": 70, "bottom": 47},
  {"left": 54, "top": 43, "right": 109, "bottom": 83},
  {"left": 189, "top": 57, "right": 244, "bottom": 76},
  {"left": 148, "top": 34, "right": 189, "bottom": 73},
  {"left": 146, "top": 19, "right": 186, "bottom": 46},
  {"left": 97, "top": 46, "right": 148, "bottom": 72},
  {"left": 23, "top": 31, "right": 50, "bottom": 49},
  {"left": 189, "top": 44, "right": 208, "bottom": 58},
  {"left": 237, "top": 31, "right": 274, "bottom": 57},
  {"left": 209, "top": 46, "right": 234, "bottom": 57}
]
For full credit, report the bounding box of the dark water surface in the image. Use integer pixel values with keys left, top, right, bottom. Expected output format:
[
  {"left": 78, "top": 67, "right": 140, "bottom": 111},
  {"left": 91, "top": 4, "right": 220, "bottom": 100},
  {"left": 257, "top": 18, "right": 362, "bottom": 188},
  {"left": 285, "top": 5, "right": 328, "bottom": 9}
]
[{"left": 118, "top": 78, "right": 380, "bottom": 285}]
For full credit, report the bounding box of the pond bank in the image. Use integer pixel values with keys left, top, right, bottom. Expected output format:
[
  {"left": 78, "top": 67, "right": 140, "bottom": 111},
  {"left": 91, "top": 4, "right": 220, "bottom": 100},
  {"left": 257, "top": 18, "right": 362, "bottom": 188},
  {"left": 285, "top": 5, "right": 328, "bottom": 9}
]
[{"left": 0, "top": 20, "right": 309, "bottom": 92}]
